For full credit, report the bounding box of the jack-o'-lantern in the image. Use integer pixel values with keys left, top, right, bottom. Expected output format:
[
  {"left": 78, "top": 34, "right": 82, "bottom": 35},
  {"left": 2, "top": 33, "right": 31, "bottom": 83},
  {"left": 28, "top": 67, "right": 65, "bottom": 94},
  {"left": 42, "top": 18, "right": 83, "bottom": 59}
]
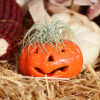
[{"left": 20, "top": 21, "right": 83, "bottom": 78}]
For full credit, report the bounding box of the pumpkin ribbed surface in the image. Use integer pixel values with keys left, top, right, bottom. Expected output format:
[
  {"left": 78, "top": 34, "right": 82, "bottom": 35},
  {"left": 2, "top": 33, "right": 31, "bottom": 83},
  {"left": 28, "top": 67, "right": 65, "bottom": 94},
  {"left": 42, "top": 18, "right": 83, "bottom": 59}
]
[{"left": 20, "top": 40, "right": 83, "bottom": 78}]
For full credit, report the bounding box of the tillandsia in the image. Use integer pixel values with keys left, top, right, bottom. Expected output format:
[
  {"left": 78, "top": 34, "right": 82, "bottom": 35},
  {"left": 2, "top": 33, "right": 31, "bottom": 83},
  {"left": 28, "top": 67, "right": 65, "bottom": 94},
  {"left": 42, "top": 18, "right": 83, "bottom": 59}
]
[
  {"left": 20, "top": 20, "right": 83, "bottom": 78},
  {"left": 22, "top": 20, "right": 75, "bottom": 50}
]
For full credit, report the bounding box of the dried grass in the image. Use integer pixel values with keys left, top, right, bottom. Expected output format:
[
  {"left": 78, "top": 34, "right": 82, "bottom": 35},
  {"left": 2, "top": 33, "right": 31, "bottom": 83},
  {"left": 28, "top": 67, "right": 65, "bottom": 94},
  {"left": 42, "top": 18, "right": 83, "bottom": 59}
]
[{"left": 0, "top": 62, "right": 100, "bottom": 100}]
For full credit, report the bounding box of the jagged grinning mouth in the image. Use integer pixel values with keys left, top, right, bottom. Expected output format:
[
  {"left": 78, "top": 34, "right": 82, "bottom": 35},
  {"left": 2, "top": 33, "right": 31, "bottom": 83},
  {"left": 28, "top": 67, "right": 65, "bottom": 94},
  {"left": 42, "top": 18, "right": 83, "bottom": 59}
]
[{"left": 34, "top": 66, "right": 68, "bottom": 75}]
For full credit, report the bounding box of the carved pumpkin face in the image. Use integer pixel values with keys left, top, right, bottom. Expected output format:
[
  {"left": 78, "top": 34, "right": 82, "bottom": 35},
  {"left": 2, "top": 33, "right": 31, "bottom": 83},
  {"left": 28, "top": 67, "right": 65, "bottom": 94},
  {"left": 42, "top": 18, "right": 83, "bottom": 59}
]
[{"left": 20, "top": 40, "right": 83, "bottom": 78}]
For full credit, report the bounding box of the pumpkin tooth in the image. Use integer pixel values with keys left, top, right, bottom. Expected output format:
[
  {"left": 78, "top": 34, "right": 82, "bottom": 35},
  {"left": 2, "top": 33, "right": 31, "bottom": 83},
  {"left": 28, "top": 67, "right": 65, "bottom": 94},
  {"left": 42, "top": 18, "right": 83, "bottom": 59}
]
[
  {"left": 59, "top": 66, "right": 67, "bottom": 71},
  {"left": 50, "top": 66, "right": 67, "bottom": 74}
]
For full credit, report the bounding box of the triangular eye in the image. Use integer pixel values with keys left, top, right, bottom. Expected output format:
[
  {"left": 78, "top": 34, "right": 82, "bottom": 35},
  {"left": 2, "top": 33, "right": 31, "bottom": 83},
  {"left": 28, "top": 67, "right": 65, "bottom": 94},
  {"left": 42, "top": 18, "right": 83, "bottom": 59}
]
[
  {"left": 34, "top": 47, "right": 38, "bottom": 53},
  {"left": 48, "top": 55, "right": 54, "bottom": 61}
]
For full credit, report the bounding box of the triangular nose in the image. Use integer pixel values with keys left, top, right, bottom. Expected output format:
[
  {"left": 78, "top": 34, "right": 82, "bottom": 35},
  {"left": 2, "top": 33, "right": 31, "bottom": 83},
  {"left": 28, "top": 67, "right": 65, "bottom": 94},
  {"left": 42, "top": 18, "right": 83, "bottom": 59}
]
[{"left": 48, "top": 55, "right": 54, "bottom": 61}]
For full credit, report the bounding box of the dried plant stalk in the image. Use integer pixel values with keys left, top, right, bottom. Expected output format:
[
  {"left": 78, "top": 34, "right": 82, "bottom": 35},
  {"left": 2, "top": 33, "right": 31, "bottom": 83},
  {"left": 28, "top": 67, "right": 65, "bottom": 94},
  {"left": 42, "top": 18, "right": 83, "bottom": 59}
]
[{"left": 0, "top": 64, "right": 100, "bottom": 100}]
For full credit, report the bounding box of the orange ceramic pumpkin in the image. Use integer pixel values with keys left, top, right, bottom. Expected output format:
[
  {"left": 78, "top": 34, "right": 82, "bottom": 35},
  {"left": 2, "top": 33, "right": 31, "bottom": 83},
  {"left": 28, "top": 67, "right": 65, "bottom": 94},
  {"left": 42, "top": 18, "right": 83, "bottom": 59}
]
[{"left": 20, "top": 40, "right": 83, "bottom": 78}]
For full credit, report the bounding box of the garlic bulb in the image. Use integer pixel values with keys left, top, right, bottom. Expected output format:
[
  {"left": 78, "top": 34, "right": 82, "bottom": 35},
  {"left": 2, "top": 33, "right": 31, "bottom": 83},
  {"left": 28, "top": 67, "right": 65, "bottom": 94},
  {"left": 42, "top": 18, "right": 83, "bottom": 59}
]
[{"left": 52, "top": 13, "right": 100, "bottom": 69}]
